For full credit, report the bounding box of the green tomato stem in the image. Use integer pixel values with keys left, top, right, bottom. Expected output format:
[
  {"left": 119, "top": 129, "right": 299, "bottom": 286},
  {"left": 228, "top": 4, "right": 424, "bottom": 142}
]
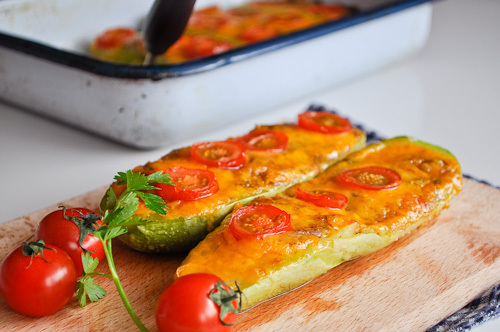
[{"left": 100, "top": 237, "right": 149, "bottom": 332}]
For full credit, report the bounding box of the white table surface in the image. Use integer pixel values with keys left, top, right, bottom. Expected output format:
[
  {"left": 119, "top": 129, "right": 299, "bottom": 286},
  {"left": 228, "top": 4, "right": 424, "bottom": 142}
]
[{"left": 0, "top": 0, "right": 499, "bottom": 330}]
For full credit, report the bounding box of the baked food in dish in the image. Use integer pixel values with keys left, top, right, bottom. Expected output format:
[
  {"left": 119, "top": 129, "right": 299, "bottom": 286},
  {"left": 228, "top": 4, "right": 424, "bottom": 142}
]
[
  {"left": 89, "top": 1, "right": 351, "bottom": 64},
  {"left": 175, "top": 137, "right": 462, "bottom": 309},
  {"left": 100, "top": 111, "right": 366, "bottom": 252}
]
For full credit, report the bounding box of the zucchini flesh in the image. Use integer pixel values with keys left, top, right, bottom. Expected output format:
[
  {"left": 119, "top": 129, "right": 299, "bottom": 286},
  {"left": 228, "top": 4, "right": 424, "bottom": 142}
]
[
  {"left": 101, "top": 123, "right": 366, "bottom": 253},
  {"left": 175, "top": 137, "right": 463, "bottom": 309}
]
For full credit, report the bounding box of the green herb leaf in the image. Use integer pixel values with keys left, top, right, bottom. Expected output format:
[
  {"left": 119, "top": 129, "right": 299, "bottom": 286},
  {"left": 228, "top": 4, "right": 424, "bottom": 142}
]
[
  {"left": 76, "top": 168, "right": 173, "bottom": 331},
  {"left": 114, "top": 170, "right": 173, "bottom": 191},
  {"left": 147, "top": 171, "right": 174, "bottom": 186},
  {"left": 136, "top": 192, "right": 168, "bottom": 215},
  {"left": 77, "top": 276, "right": 107, "bottom": 307},
  {"left": 102, "top": 187, "right": 118, "bottom": 211},
  {"left": 113, "top": 171, "right": 128, "bottom": 185},
  {"left": 115, "top": 170, "right": 153, "bottom": 192},
  {"left": 81, "top": 252, "right": 100, "bottom": 275},
  {"left": 103, "top": 194, "right": 139, "bottom": 227},
  {"left": 102, "top": 226, "right": 128, "bottom": 241}
]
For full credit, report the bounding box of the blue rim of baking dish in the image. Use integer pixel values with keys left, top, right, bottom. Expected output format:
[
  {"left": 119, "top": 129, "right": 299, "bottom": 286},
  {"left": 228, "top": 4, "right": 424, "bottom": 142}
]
[{"left": 0, "top": 0, "right": 431, "bottom": 80}]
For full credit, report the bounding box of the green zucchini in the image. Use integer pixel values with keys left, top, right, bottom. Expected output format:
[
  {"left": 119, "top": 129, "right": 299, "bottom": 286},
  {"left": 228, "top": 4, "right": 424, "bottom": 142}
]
[
  {"left": 176, "top": 136, "right": 463, "bottom": 309},
  {"left": 101, "top": 121, "right": 366, "bottom": 253}
]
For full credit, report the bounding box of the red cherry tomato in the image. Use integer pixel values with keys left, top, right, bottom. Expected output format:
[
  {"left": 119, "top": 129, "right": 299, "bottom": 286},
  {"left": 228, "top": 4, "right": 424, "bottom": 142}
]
[
  {"left": 156, "top": 166, "right": 219, "bottom": 201},
  {"left": 338, "top": 166, "right": 401, "bottom": 190},
  {"left": 298, "top": 111, "right": 352, "bottom": 134},
  {"left": 295, "top": 188, "right": 348, "bottom": 209},
  {"left": 191, "top": 141, "right": 246, "bottom": 170},
  {"left": 234, "top": 129, "right": 288, "bottom": 152},
  {"left": 228, "top": 205, "right": 292, "bottom": 240},
  {"left": 240, "top": 25, "right": 278, "bottom": 42},
  {"left": 35, "top": 207, "right": 104, "bottom": 276},
  {"left": 156, "top": 273, "right": 240, "bottom": 332},
  {"left": 95, "top": 27, "right": 137, "bottom": 49},
  {"left": 183, "top": 35, "right": 232, "bottom": 60},
  {"left": 0, "top": 240, "right": 77, "bottom": 317}
]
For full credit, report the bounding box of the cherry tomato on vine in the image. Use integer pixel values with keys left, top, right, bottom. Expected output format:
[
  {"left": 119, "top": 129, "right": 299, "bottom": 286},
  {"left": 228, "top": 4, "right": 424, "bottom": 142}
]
[
  {"left": 0, "top": 240, "right": 77, "bottom": 317},
  {"left": 156, "top": 273, "right": 241, "bottom": 332},
  {"left": 295, "top": 188, "right": 348, "bottom": 210},
  {"left": 191, "top": 141, "right": 247, "bottom": 170},
  {"left": 298, "top": 111, "right": 352, "bottom": 134},
  {"left": 228, "top": 204, "right": 292, "bottom": 240},
  {"left": 156, "top": 166, "right": 219, "bottom": 201},
  {"left": 234, "top": 129, "right": 288, "bottom": 152},
  {"left": 35, "top": 207, "right": 104, "bottom": 276},
  {"left": 338, "top": 166, "right": 401, "bottom": 190}
]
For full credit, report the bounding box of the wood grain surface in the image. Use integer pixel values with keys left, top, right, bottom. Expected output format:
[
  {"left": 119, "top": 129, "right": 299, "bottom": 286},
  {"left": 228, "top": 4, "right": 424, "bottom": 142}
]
[{"left": 0, "top": 178, "right": 499, "bottom": 332}]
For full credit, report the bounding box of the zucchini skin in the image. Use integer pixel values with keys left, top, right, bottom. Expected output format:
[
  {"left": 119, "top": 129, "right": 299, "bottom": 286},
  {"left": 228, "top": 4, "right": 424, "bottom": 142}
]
[
  {"left": 101, "top": 123, "right": 366, "bottom": 253},
  {"left": 119, "top": 187, "right": 285, "bottom": 253},
  {"left": 176, "top": 136, "right": 463, "bottom": 309}
]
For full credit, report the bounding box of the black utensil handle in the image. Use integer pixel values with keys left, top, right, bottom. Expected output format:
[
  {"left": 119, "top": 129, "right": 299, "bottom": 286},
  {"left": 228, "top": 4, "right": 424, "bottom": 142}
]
[{"left": 143, "top": 0, "right": 196, "bottom": 56}]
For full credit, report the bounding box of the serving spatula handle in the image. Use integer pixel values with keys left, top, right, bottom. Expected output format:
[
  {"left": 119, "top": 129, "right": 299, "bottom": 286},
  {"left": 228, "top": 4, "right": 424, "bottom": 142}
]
[{"left": 142, "top": 0, "right": 196, "bottom": 65}]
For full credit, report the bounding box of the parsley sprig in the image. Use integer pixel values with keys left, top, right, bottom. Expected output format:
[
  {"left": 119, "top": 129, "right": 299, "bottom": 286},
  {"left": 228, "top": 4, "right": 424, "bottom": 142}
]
[{"left": 77, "top": 170, "right": 173, "bottom": 332}]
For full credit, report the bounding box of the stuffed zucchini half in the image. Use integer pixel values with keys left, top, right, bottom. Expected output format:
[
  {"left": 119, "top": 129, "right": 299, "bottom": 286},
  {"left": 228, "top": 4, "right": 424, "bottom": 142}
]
[
  {"left": 175, "top": 137, "right": 463, "bottom": 309},
  {"left": 100, "top": 111, "right": 366, "bottom": 253}
]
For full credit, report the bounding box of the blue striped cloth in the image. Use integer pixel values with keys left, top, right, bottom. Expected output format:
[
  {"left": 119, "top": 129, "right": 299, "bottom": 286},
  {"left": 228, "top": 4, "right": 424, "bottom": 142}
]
[
  {"left": 308, "top": 105, "right": 500, "bottom": 331},
  {"left": 427, "top": 284, "right": 500, "bottom": 331}
]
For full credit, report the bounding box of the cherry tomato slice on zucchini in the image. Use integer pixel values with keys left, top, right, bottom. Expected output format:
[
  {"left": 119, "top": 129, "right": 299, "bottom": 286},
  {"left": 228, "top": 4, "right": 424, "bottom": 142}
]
[
  {"left": 156, "top": 166, "right": 219, "bottom": 201},
  {"left": 241, "top": 25, "right": 278, "bottom": 42},
  {"left": 95, "top": 28, "right": 137, "bottom": 49},
  {"left": 183, "top": 35, "right": 233, "bottom": 60},
  {"left": 191, "top": 141, "right": 246, "bottom": 170},
  {"left": 338, "top": 166, "right": 401, "bottom": 190},
  {"left": 234, "top": 129, "right": 288, "bottom": 152},
  {"left": 228, "top": 205, "right": 292, "bottom": 240},
  {"left": 298, "top": 111, "right": 352, "bottom": 134},
  {"left": 295, "top": 188, "right": 348, "bottom": 210}
]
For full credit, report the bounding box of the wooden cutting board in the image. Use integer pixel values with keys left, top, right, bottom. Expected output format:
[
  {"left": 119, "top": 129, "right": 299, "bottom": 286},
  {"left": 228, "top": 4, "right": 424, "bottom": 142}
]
[{"left": 0, "top": 177, "right": 499, "bottom": 332}]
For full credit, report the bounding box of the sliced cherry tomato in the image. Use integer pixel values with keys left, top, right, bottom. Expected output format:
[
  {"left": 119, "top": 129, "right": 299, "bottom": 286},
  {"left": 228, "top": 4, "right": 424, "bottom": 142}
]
[
  {"left": 228, "top": 205, "right": 292, "bottom": 240},
  {"left": 0, "top": 240, "right": 77, "bottom": 317},
  {"left": 189, "top": 6, "right": 232, "bottom": 31},
  {"left": 191, "top": 141, "right": 246, "bottom": 170},
  {"left": 240, "top": 25, "right": 278, "bottom": 42},
  {"left": 338, "top": 166, "right": 401, "bottom": 190},
  {"left": 35, "top": 207, "right": 104, "bottom": 276},
  {"left": 183, "top": 35, "right": 232, "bottom": 60},
  {"left": 156, "top": 273, "right": 240, "bottom": 332},
  {"left": 295, "top": 188, "right": 348, "bottom": 209},
  {"left": 298, "top": 111, "right": 352, "bottom": 134},
  {"left": 234, "top": 129, "right": 288, "bottom": 152},
  {"left": 156, "top": 166, "right": 219, "bottom": 201},
  {"left": 306, "top": 4, "right": 349, "bottom": 19},
  {"left": 95, "top": 28, "right": 137, "bottom": 49}
]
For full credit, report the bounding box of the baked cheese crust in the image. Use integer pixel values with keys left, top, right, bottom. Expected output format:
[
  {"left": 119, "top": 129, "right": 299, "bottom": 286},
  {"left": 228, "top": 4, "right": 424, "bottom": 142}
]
[
  {"left": 90, "top": 2, "right": 351, "bottom": 64},
  {"left": 101, "top": 121, "right": 366, "bottom": 252}
]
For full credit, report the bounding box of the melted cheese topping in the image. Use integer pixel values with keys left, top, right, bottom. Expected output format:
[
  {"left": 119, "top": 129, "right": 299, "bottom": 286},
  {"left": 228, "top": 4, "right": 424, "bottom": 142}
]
[
  {"left": 90, "top": 2, "right": 351, "bottom": 65},
  {"left": 111, "top": 124, "right": 365, "bottom": 228},
  {"left": 176, "top": 138, "right": 462, "bottom": 305}
]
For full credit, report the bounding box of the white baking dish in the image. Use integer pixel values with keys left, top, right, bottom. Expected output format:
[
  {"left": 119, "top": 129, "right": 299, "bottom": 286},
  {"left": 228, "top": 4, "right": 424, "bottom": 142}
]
[{"left": 0, "top": 0, "right": 432, "bottom": 148}]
